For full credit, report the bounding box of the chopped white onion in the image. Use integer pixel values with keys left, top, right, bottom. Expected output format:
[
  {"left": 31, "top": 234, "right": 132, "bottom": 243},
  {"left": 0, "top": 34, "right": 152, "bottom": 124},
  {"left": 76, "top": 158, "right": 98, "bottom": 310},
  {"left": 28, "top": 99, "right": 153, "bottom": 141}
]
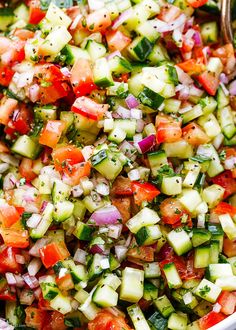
[
  {"left": 29, "top": 238, "right": 51, "bottom": 257},
  {"left": 82, "top": 146, "right": 94, "bottom": 161},
  {"left": 225, "top": 157, "right": 236, "bottom": 170},
  {"left": 72, "top": 185, "right": 83, "bottom": 197},
  {"left": 0, "top": 153, "right": 19, "bottom": 166},
  {"left": 128, "top": 169, "right": 140, "bottom": 181},
  {"left": 183, "top": 292, "right": 193, "bottom": 305},
  {"left": 22, "top": 273, "right": 39, "bottom": 289},
  {"left": 130, "top": 108, "right": 142, "bottom": 119},
  {"left": 70, "top": 14, "right": 82, "bottom": 30},
  {"left": 95, "top": 182, "right": 110, "bottom": 196},
  {"left": 26, "top": 214, "right": 42, "bottom": 229},
  {"left": 0, "top": 318, "right": 14, "bottom": 330},
  {"left": 115, "top": 245, "right": 128, "bottom": 262},
  {"left": 213, "top": 303, "right": 222, "bottom": 313},
  {"left": 15, "top": 254, "right": 25, "bottom": 264},
  {"left": 28, "top": 258, "right": 42, "bottom": 276},
  {"left": 219, "top": 82, "right": 229, "bottom": 96},
  {"left": 213, "top": 133, "right": 224, "bottom": 150},
  {"left": 0, "top": 163, "right": 9, "bottom": 174},
  {"left": 74, "top": 248, "right": 88, "bottom": 265},
  {"left": 100, "top": 257, "right": 110, "bottom": 269},
  {"left": 107, "top": 224, "right": 123, "bottom": 239},
  {"left": 59, "top": 268, "right": 68, "bottom": 279},
  {"left": 17, "top": 71, "right": 34, "bottom": 88},
  {"left": 6, "top": 273, "right": 16, "bottom": 286},
  {"left": 197, "top": 214, "right": 206, "bottom": 228},
  {"left": 14, "top": 275, "right": 25, "bottom": 288}
]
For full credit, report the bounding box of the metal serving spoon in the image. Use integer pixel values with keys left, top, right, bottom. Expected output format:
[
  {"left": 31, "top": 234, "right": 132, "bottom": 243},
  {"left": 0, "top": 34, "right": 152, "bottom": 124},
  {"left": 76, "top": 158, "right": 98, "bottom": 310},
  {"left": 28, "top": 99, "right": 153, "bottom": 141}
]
[{"left": 221, "top": 0, "right": 233, "bottom": 43}]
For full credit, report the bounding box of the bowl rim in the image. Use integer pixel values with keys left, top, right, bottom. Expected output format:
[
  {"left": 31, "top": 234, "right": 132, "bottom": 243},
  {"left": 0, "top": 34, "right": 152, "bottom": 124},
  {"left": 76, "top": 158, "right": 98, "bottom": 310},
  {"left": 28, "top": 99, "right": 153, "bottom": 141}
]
[{"left": 209, "top": 312, "right": 236, "bottom": 330}]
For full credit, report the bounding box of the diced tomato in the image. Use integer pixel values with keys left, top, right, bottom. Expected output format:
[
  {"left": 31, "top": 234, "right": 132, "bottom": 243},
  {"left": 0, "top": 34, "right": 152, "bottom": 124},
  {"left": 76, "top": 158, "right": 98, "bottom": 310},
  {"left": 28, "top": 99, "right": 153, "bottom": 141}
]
[
  {"left": 131, "top": 181, "right": 160, "bottom": 206},
  {"left": 111, "top": 197, "right": 131, "bottom": 225},
  {"left": 199, "top": 311, "right": 226, "bottom": 330},
  {"left": 158, "top": 4, "right": 181, "bottom": 22},
  {"left": 52, "top": 145, "right": 84, "bottom": 173},
  {"left": 0, "top": 246, "right": 22, "bottom": 273},
  {"left": 156, "top": 116, "right": 182, "bottom": 143},
  {"left": 181, "top": 37, "right": 195, "bottom": 54},
  {"left": 0, "top": 37, "right": 13, "bottom": 55},
  {"left": 86, "top": 8, "right": 111, "bottom": 32},
  {"left": 212, "top": 44, "right": 235, "bottom": 74},
  {"left": 29, "top": 0, "right": 46, "bottom": 24},
  {"left": 25, "top": 307, "right": 47, "bottom": 329},
  {"left": 127, "top": 245, "right": 154, "bottom": 262},
  {"left": 10, "top": 105, "right": 33, "bottom": 135},
  {"left": 160, "top": 198, "right": 189, "bottom": 225},
  {"left": 223, "top": 238, "right": 236, "bottom": 258},
  {"left": 63, "top": 161, "right": 91, "bottom": 186},
  {"left": 198, "top": 71, "right": 219, "bottom": 96},
  {"left": 187, "top": 0, "right": 208, "bottom": 8},
  {"left": 72, "top": 96, "right": 109, "bottom": 121},
  {"left": 38, "top": 293, "right": 52, "bottom": 310},
  {"left": 39, "top": 120, "right": 65, "bottom": 149},
  {"left": 70, "top": 59, "right": 97, "bottom": 97},
  {"left": 182, "top": 122, "right": 210, "bottom": 145},
  {"left": 88, "top": 311, "right": 132, "bottom": 330},
  {"left": 106, "top": 30, "right": 131, "bottom": 52},
  {"left": 0, "top": 65, "right": 14, "bottom": 86},
  {"left": 0, "top": 141, "right": 9, "bottom": 153},
  {"left": 1, "top": 228, "right": 29, "bottom": 248},
  {"left": 0, "top": 204, "right": 21, "bottom": 228},
  {"left": 39, "top": 242, "right": 70, "bottom": 268},
  {"left": 14, "top": 29, "right": 35, "bottom": 40},
  {"left": 114, "top": 73, "right": 130, "bottom": 83},
  {"left": 217, "top": 291, "right": 236, "bottom": 315},
  {"left": 0, "top": 286, "right": 16, "bottom": 301},
  {"left": 212, "top": 171, "right": 236, "bottom": 198},
  {"left": 44, "top": 311, "right": 67, "bottom": 330},
  {"left": 213, "top": 202, "right": 236, "bottom": 216},
  {"left": 177, "top": 59, "right": 205, "bottom": 74},
  {"left": 111, "top": 176, "right": 133, "bottom": 196},
  {"left": 0, "top": 97, "right": 18, "bottom": 126},
  {"left": 56, "top": 273, "right": 74, "bottom": 291},
  {"left": 39, "top": 82, "right": 69, "bottom": 105},
  {"left": 19, "top": 158, "right": 37, "bottom": 183}
]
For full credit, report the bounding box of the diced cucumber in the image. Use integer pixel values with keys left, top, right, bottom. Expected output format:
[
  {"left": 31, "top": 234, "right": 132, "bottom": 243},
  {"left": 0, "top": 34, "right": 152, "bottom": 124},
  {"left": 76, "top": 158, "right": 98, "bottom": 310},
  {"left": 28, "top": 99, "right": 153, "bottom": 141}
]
[
  {"left": 167, "top": 229, "right": 192, "bottom": 256},
  {"left": 219, "top": 213, "right": 236, "bottom": 240},
  {"left": 215, "top": 276, "right": 236, "bottom": 291},
  {"left": 198, "top": 113, "right": 221, "bottom": 139},
  {"left": 92, "top": 285, "right": 118, "bottom": 307},
  {"left": 163, "top": 263, "right": 182, "bottom": 289},
  {"left": 40, "top": 26, "right": 72, "bottom": 56},
  {"left": 13, "top": 3, "right": 29, "bottom": 23},
  {"left": 127, "top": 304, "right": 151, "bottom": 330},
  {"left": 99, "top": 273, "right": 121, "bottom": 290},
  {"left": 194, "top": 245, "right": 210, "bottom": 268},
  {"left": 208, "top": 264, "right": 233, "bottom": 282},
  {"left": 50, "top": 292, "right": 72, "bottom": 314},
  {"left": 144, "top": 262, "right": 161, "bottom": 279},
  {"left": 195, "top": 278, "right": 221, "bottom": 303},
  {"left": 5, "top": 301, "right": 24, "bottom": 327},
  {"left": 126, "top": 207, "right": 160, "bottom": 234},
  {"left": 200, "top": 21, "right": 218, "bottom": 44},
  {"left": 217, "top": 106, "right": 236, "bottom": 139},
  {"left": 30, "top": 203, "right": 54, "bottom": 239},
  {"left": 73, "top": 221, "right": 94, "bottom": 241},
  {"left": 128, "top": 36, "right": 154, "bottom": 62},
  {"left": 93, "top": 58, "right": 114, "bottom": 88},
  {"left": 168, "top": 313, "right": 188, "bottom": 330},
  {"left": 164, "top": 98, "right": 181, "bottom": 114},
  {"left": 108, "top": 56, "right": 132, "bottom": 75},
  {"left": 53, "top": 201, "right": 74, "bottom": 222},
  {"left": 202, "top": 184, "right": 225, "bottom": 208},
  {"left": 34, "top": 105, "right": 57, "bottom": 122},
  {"left": 163, "top": 139, "right": 193, "bottom": 159},
  {"left": 200, "top": 96, "right": 218, "bottom": 115},
  {"left": 136, "top": 20, "right": 160, "bottom": 43},
  {"left": 139, "top": 87, "right": 164, "bottom": 110},
  {"left": 192, "top": 229, "right": 211, "bottom": 247},
  {"left": 46, "top": 2, "right": 72, "bottom": 28},
  {"left": 182, "top": 105, "right": 203, "bottom": 124},
  {"left": 207, "top": 57, "right": 223, "bottom": 76},
  {"left": 161, "top": 176, "right": 182, "bottom": 196},
  {"left": 147, "top": 151, "right": 168, "bottom": 176},
  {"left": 91, "top": 149, "right": 123, "bottom": 180},
  {"left": 143, "top": 281, "right": 158, "bottom": 301},
  {"left": 196, "top": 144, "right": 224, "bottom": 178},
  {"left": 120, "top": 267, "right": 144, "bottom": 303},
  {"left": 61, "top": 45, "right": 90, "bottom": 65},
  {"left": 147, "top": 43, "right": 170, "bottom": 65},
  {"left": 85, "top": 40, "right": 107, "bottom": 61},
  {"left": 135, "top": 225, "right": 162, "bottom": 246},
  {"left": 52, "top": 179, "right": 71, "bottom": 203},
  {"left": 0, "top": 8, "right": 14, "bottom": 31},
  {"left": 148, "top": 311, "right": 168, "bottom": 330},
  {"left": 11, "top": 135, "right": 41, "bottom": 159},
  {"left": 178, "top": 189, "right": 202, "bottom": 213},
  {"left": 154, "top": 295, "right": 175, "bottom": 318},
  {"left": 41, "top": 282, "right": 59, "bottom": 301}
]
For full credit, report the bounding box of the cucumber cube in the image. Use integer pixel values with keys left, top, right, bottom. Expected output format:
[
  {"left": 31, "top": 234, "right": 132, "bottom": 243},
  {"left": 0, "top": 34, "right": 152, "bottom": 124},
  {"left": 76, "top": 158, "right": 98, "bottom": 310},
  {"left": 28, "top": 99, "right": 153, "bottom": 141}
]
[{"left": 195, "top": 278, "right": 221, "bottom": 303}]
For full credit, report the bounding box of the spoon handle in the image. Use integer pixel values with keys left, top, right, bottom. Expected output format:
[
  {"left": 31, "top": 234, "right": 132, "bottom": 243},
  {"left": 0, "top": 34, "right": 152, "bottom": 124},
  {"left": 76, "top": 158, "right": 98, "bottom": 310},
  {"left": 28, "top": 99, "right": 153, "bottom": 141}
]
[{"left": 221, "top": 0, "right": 233, "bottom": 43}]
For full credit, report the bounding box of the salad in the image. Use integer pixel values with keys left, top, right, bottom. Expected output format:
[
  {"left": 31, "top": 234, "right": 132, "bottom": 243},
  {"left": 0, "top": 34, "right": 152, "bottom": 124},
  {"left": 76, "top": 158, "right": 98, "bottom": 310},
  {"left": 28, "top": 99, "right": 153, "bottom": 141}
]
[{"left": 0, "top": 0, "right": 236, "bottom": 329}]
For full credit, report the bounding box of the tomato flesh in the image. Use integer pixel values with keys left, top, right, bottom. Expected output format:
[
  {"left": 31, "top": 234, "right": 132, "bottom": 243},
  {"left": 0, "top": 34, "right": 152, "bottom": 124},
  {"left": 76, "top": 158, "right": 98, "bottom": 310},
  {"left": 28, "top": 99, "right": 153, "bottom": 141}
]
[
  {"left": 88, "top": 311, "right": 132, "bottom": 330},
  {"left": 39, "top": 120, "right": 65, "bottom": 149},
  {"left": 52, "top": 145, "right": 84, "bottom": 173},
  {"left": 131, "top": 181, "right": 160, "bottom": 205},
  {"left": 212, "top": 171, "right": 236, "bottom": 198},
  {"left": 39, "top": 242, "right": 70, "bottom": 268},
  {"left": 0, "top": 246, "right": 22, "bottom": 273},
  {"left": 199, "top": 311, "right": 226, "bottom": 330}
]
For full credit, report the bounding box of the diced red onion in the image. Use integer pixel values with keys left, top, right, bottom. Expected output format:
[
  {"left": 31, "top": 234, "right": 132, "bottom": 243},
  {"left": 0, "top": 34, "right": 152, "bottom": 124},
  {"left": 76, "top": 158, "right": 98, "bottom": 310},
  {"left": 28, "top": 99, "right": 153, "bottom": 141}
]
[
  {"left": 3, "top": 173, "right": 17, "bottom": 190},
  {"left": 28, "top": 258, "right": 42, "bottom": 276},
  {"left": 202, "top": 46, "right": 211, "bottom": 63},
  {"left": 136, "top": 119, "right": 145, "bottom": 133},
  {"left": 95, "top": 182, "right": 110, "bottom": 196},
  {"left": 192, "top": 31, "right": 202, "bottom": 47},
  {"left": 60, "top": 67, "right": 72, "bottom": 78},
  {"left": 119, "top": 141, "right": 137, "bottom": 159},
  {"left": 22, "top": 273, "right": 39, "bottom": 289},
  {"left": 40, "top": 165, "right": 61, "bottom": 179},
  {"left": 19, "top": 289, "right": 35, "bottom": 305},
  {"left": 27, "top": 214, "right": 42, "bottom": 229},
  {"left": 185, "top": 28, "right": 196, "bottom": 39},
  {"left": 220, "top": 82, "right": 229, "bottom": 96},
  {"left": 125, "top": 233, "right": 132, "bottom": 247},
  {"left": 107, "top": 224, "right": 123, "bottom": 239},
  {"left": 179, "top": 86, "right": 190, "bottom": 100},
  {"left": 125, "top": 94, "right": 140, "bottom": 109},
  {"left": 130, "top": 109, "right": 142, "bottom": 120},
  {"left": 90, "top": 244, "right": 108, "bottom": 255},
  {"left": 15, "top": 254, "right": 25, "bottom": 264},
  {"left": 229, "top": 80, "right": 236, "bottom": 95},
  {"left": 29, "top": 84, "right": 40, "bottom": 103},
  {"left": 220, "top": 73, "right": 229, "bottom": 84},
  {"left": 156, "top": 14, "right": 186, "bottom": 33},
  {"left": 29, "top": 238, "right": 50, "bottom": 257},
  {"left": 40, "top": 200, "right": 48, "bottom": 213},
  {"left": 112, "top": 8, "right": 133, "bottom": 30},
  {"left": 72, "top": 185, "right": 83, "bottom": 197},
  {"left": 34, "top": 287, "right": 42, "bottom": 300},
  {"left": 17, "top": 71, "right": 34, "bottom": 88},
  {"left": 94, "top": 135, "right": 108, "bottom": 147},
  {"left": 106, "top": 51, "right": 122, "bottom": 61},
  {"left": 189, "top": 84, "right": 204, "bottom": 97},
  {"left": 136, "top": 134, "right": 156, "bottom": 154},
  {"left": 14, "top": 275, "right": 25, "bottom": 288},
  {"left": 89, "top": 205, "right": 122, "bottom": 225},
  {"left": 6, "top": 273, "right": 16, "bottom": 286},
  {"left": 225, "top": 157, "right": 236, "bottom": 170},
  {"left": 2, "top": 49, "right": 15, "bottom": 66},
  {"left": 175, "top": 66, "right": 193, "bottom": 85},
  {"left": 115, "top": 245, "right": 128, "bottom": 262},
  {"left": 115, "top": 106, "right": 131, "bottom": 119},
  {"left": 0, "top": 318, "right": 14, "bottom": 330},
  {"left": 185, "top": 17, "right": 194, "bottom": 29},
  {"left": 74, "top": 248, "right": 88, "bottom": 265}
]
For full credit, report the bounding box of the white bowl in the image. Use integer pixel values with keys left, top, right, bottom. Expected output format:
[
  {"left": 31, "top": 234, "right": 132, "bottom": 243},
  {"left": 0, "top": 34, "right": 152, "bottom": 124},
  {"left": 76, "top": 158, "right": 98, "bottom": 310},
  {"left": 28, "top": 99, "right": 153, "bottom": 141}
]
[{"left": 209, "top": 313, "right": 236, "bottom": 330}]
